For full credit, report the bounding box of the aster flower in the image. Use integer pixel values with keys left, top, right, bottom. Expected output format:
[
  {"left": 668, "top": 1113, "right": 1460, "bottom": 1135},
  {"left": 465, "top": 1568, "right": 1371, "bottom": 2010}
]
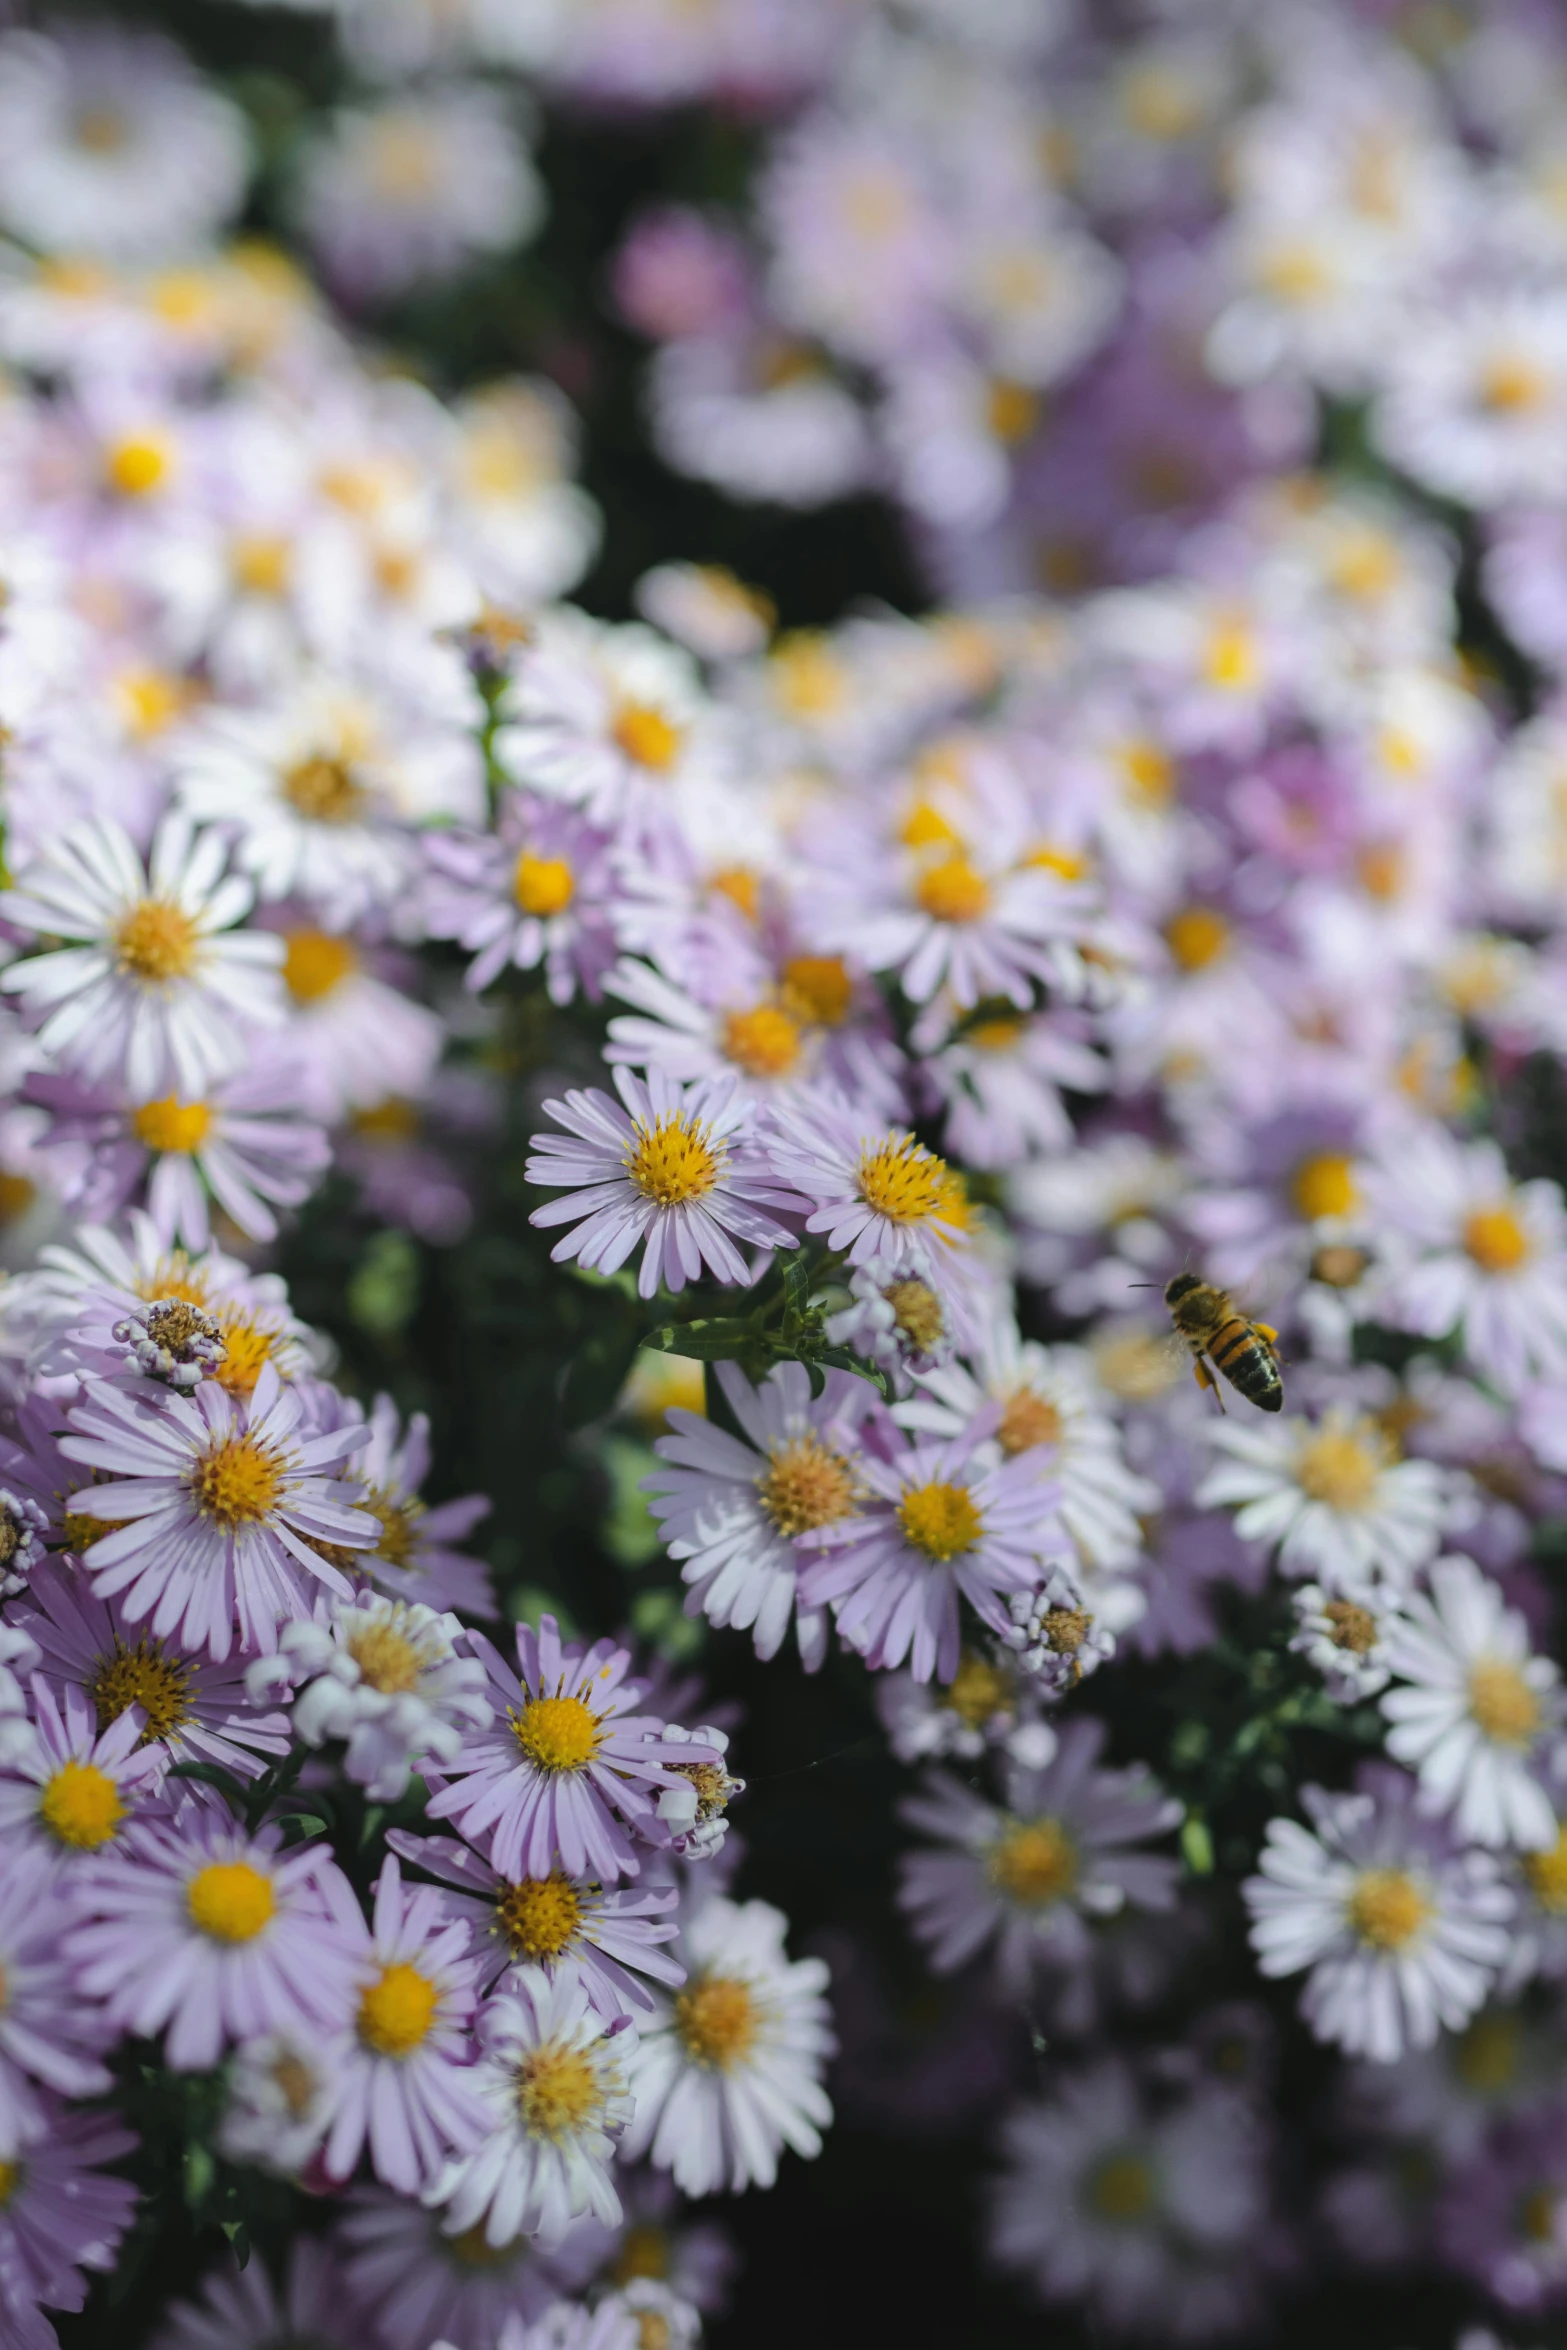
[
  {"left": 1380, "top": 1556, "right": 1560, "bottom": 1851},
  {"left": 150, "top": 2241, "right": 354, "bottom": 2350},
  {"left": 1000, "top": 1570, "right": 1121, "bottom": 1692},
  {"left": 0, "top": 2098, "right": 138, "bottom": 2350},
  {"left": 109, "top": 1296, "right": 228, "bottom": 1391},
  {"left": 67, "top": 1814, "right": 360, "bottom": 2071},
  {"left": 875, "top": 1646, "right": 1053, "bottom": 1767},
  {"left": 526, "top": 1066, "right": 801, "bottom": 1301},
  {"left": 218, "top": 2032, "right": 338, "bottom": 2178},
  {"left": 336, "top": 2185, "right": 575, "bottom": 2350},
  {"left": 1290, "top": 1583, "right": 1393, "bottom": 1703},
  {"left": 428, "top": 1968, "right": 634, "bottom": 2246},
  {"left": 248, "top": 1593, "right": 491, "bottom": 1801},
  {"left": 335, "top": 1392, "right": 493, "bottom": 1619},
  {"left": 0, "top": 1840, "right": 114, "bottom": 2156},
  {"left": 764, "top": 1093, "right": 968, "bottom": 1278},
  {"left": 798, "top": 1433, "right": 1069, "bottom": 1683},
  {"left": 0, "top": 1674, "right": 164, "bottom": 1864},
  {"left": 424, "top": 1614, "right": 704, "bottom": 1882},
  {"left": 898, "top": 1720, "right": 1180, "bottom": 1998},
  {"left": 0, "top": 813, "right": 284, "bottom": 1103},
  {"left": 1244, "top": 1764, "right": 1515, "bottom": 2063},
  {"left": 423, "top": 800, "right": 619, "bottom": 1004},
  {"left": 654, "top": 1722, "right": 745, "bottom": 1862},
  {"left": 60, "top": 1359, "right": 375, "bottom": 1660},
  {"left": 644, "top": 1360, "right": 876, "bottom": 1666},
  {"left": 1195, "top": 1406, "right": 1453, "bottom": 1598},
  {"left": 0, "top": 1486, "right": 49, "bottom": 1602},
  {"left": 493, "top": 610, "right": 712, "bottom": 841},
  {"left": 622, "top": 1894, "right": 833, "bottom": 2196}
]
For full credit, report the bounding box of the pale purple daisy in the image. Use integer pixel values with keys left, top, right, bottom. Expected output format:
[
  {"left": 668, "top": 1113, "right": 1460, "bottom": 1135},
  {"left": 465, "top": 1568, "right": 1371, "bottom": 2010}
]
[
  {"left": 389, "top": 1828, "right": 684, "bottom": 2019},
  {"left": 0, "top": 1676, "right": 163, "bottom": 1861},
  {"left": 218, "top": 2032, "right": 340, "bottom": 2178},
  {"left": 59, "top": 1359, "right": 375, "bottom": 1660},
  {"left": 899, "top": 1719, "right": 1181, "bottom": 1997},
  {"left": 150, "top": 2240, "right": 355, "bottom": 2350},
  {"left": 66, "top": 1814, "right": 361, "bottom": 2070},
  {"left": 0, "top": 2097, "right": 137, "bottom": 2350},
  {"left": 423, "top": 799, "right": 620, "bottom": 1004},
  {"left": 526, "top": 1065, "right": 801, "bottom": 1301},
  {"left": 0, "top": 1840, "right": 114, "bottom": 2156},
  {"left": 335, "top": 2186, "right": 578, "bottom": 2350},
  {"left": 764, "top": 1091, "right": 968, "bottom": 1277},
  {"left": 424, "top": 1616, "right": 705, "bottom": 1882},
  {"left": 644, "top": 1359, "right": 878, "bottom": 1666},
  {"left": 798, "top": 1433, "right": 1069, "bottom": 1683},
  {"left": 319, "top": 1856, "right": 490, "bottom": 2196},
  {"left": 338, "top": 1391, "right": 494, "bottom": 1620}
]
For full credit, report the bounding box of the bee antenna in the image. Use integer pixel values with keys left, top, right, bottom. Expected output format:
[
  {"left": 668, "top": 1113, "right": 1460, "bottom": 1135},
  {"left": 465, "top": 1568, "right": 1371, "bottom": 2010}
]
[{"left": 1127, "top": 1282, "right": 1161, "bottom": 1290}]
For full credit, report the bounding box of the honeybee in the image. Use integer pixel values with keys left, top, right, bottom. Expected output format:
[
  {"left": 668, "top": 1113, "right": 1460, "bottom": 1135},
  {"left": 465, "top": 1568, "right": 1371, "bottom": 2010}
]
[{"left": 1163, "top": 1273, "right": 1283, "bottom": 1414}]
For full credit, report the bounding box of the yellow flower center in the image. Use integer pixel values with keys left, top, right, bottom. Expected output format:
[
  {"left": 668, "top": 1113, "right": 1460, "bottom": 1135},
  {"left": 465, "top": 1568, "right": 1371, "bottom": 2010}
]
[
  {"left": 231, "top": 533, "right": 292, "bottom": 596},
  {"left": 189, "top": 1434, "right": 284, "bottom": 1528},
  {"left": 513, "top": 1694, "right": 600, "bottom": 1773},
  {"left": 915, "top": 853, "right": 992, "bottom": 925},
  {"left": 89, "top": 1637, "right": 192, "bottom": 1744},
  {"left": 637, "top": 2313, "right": 672, "bottom": 2350},
  {"left": 900, "top": 799, "right": 963, "bottom": 852},
  {"left": 1086, "top": 2152, "right": 1156, "bottom": 2223},
  {"left": 1322, "top": 1601, "right": 1378, "bottom": 1656},
  {"left": 346, "top": 1615, "right": 424, "bottom": 1695},
  {"left": 284, "top": 927, "right": 358, "bottom": 1004},
  {"left": 0, "top": 1172, "right": 35, "bottom": 1225},
  {"left": 756, "top": 1436, "right": 858, "bottom": 1537},
  {"left": 38, "top": 1760, "right": 124, "bottom": 1850},
  {"left": 946, "top": 1650, "right": 1010, "bottom": 1728},
  {"left": 352, "top": 1097, "right": 420, "bottom": 1143},
  {"left": 987, "top": 1816, "right": 1078, "bottom": 1908},
  {"left": 1291, "top": 1152, "right": 1358, "bottom": 1222},
  {"left": 708, "top": 866, "right": 760, "bottom": 923},
  {"left": 1479, "top": 354, "right": 1550, "bottom": 414},
  {"left": 358, "top": 1961, "right": 439, "bottom": 2057},
  {"left": 612, "top": 702, "right": 682, "bottom": 771},
  {"left": 116, "top": 667, "right": 189, "bottom": 739},
  {"left": 1464, "top": 1204, "right": 1531, "bottom": 1274},
  {"left": 211, "top": 1312, "right": 278, "bottom": 1400},
  {"left": 187, "top": 1860, "right": 276, "bottom": 1943},
  {"left": 366, "top": 1489, "right": 421, "bottom": 1569},
  {"left": 282, "top": 755, "right": 366, "bottom": 824},
  {"left": 104, "top": 434, "right": 171, "bottom": 498},
  {"left": 675, "top": 1974, "right": 759, "bottom": 2070},
  {"left": 625, "top": 1113, "right": 719, "bottom": 1207},
  {"left": 1204, "top": 618, "right": 1258, "bottom": 692},
  {"left": 1311, "top": 1243, "right": 1371, "bottom": 1291},
  {"left": 720, "top": 1004, "right": 803, "bottom": 1080},
  {"left": 857, "top": 1134, "right": 949, "bottom": 1226},
  {"left": 1525, "top": 1826, "right": 1567, "bottom": 1913},
  {"left": 1295, "top": 1422, "right": 1386, "bottom": 1513},
  {"left": 897, "top": 1479, "right": 982, "bottom": 1562},
  {"left": 131, "top": 1096, "right": 213, "bottom": 1155},
  {"left": 1120, "top": 737, "right": 1175, "bottom": 806},
  {"left": 496, "top": 1873, "right": 582, "bottom": 1961},
  {"left": 613, "top": 2224, "right": 672, "bottom": 2285},
  {"left": 1164, "top": 904, "right": 1230, "bottom": 971},
  {"left": 516, "top": 2042, "right": 602, "bottom": 2138},
  {"left": 883, "top": 1277, "right": 945, "bottom": 1353},
  {"left": 514, "top": 853, "right": 575, "bottom": 917},
  {"left": 1347, "top": 1867, "right": 1430, "bottom": 1951},
  {"left": 1455, "top": 2010, "right": 1522, "bottom": 2095},
  {"left": 997, "top": 1389, "right": 1062, "bottom": 1456},
  {"left": 0, "top": 2159, "right": 19, "bottom": 2209},
  {"left": 1468, "top": 1658, "right": 1541, "bottom": 1748},
  {"left": 986, "top": 377, "right": 1040, "bottom": 445},
  {"left": 115, "top": 900, "right": 200, "bottom": 984}
]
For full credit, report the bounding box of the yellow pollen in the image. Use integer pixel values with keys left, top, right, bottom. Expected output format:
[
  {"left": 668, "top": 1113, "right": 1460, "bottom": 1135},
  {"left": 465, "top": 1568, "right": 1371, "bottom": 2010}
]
[
  {"left": 1165, "top": 905, "right": 1230, "bottom": 971},
  {"left": 1087, "top": 2153, "right": 1156, "bottom": 2224},
  {"left": 897, "top": 1479, "right": 983, "bottom": 1562},
  {"left": 986, "top": 378, "right": 1040, "bottom": 444},
  {"left": 1525, "top": 1827, "right": 1567, "bottom": 1913},
  {"left": 780, "top": 954, "right": 853, "bottom": 1028},
  {"left": 1120, "top": 738, "right": 1174, "bottom": 805},
  {"left": 358, "top": 1962, "right": 439, "bottom": 2058},
  {"left": 1204, "top": 619, "right": 1258, "bottom": 692},
  {"left": 625, "top": 1113, "right": 719, "bottom": 1207},
  {"left": 1455, "top": 2010, "right": 1522, "bottom": 2095},
  {"left": 283, "top": 927, "right": 357, "bottom": 1004},
  {"left": 899, "top": 800, "right": 963, "bottom": 852},
  {"left": 915, "top": 854, "right": 992, "bottom": 926},
  {"left": 756, "top": 1437, "right": 858, "bottom": 1536},
  {"left": 997, "top": 1390, "right": 1062, "bottom": 1456},
  {"left": 346, "top": 1616, "right": 424, "bottom": 1695},
  {"left": 1347, "top": 1867, "right": 1430, "bottom": 1951},
  {"left": 675, "top": 1975, "right": 759, "bottom": 2070},
  {"left": 89, "top": 1638, "right": 192, "bottom": 1744},
  {"left": 514, "top": 1694, "right": 600, "bottom": 1774},
  {"left": 212, "top": 1312, "right": 276, "bottom": 1401},
  {"left": 1468, "top": 1659, "right": 1541, "bottom": 1748},
  {"left": 613, "top": 702, "right": 682, "bottom": 771},
  {"left": 366, "top": 1489, "right": 421, "bottom": 1570},
  {"left": 1479, "top": 354, "right": 1550, "bottom": 414},
  {"left": 1295, "top": 1422, "right": 1385, "bottom": 1513},
  {"left": 720, "top": 1003, "right": 802, "bottom": 1080},
  {"left": 613, "top": 2224, "right": 671, "bottom": 2285},
  {"left": 131, "top": 1096, "right": 212, "bottom": 1155},
  {"left": 0, "top": 2160, "right": 19, "bottom": 2209},
  {"left": 271, "top": 2051, "right": 318, "bottom": 2120},
  {"left": 1464, "top": 1204, "right": 1531, "bottom": 1274},
  {"left": 987, "top": 1816, "right": 1078, "bottom": 1908},
  {"left": 189, "top": 1435, "right": 283, "bottom": 1528},
  {"left": 447, "top": 2222, "right": 518, "bottom": 2271},
  {"left": 282, "top": 755, "right": 365, "bottom": 824},
  {"left": 516, "top": 2042, "right": 602, "bottom": 2139},
  {"left": 1521, "top": 2186, "right": 1561, "bottom": 2243},
  {"left": 38, "top": 1760, "right": 124, "bottom": 1851},
  {"left": 496, "top": 1873, "right": 582, "bottom": 1962},
  {"left": 637, "top": 2315, "right": 671, "bottom": 2350},
  {"left": 1322, "top": 1601, "right": 1378, "bottom": 1656},
  {"left": 115, "top": 900, "right": 200, "bottom": 984},
  {"left": 0, "top": 1173, "right": 35, "bottom": 1225},
  {"left": 1291, "top": 1152, "right": 1359, "bottom": 1222},
  {"left": 231, "top": 534, "right": 292, "bottom": 596},
  {"left": 514, "top": 853, "right": 575, "bottom": 917},
  {"left": 352, "top": 1097, "right": 420, "bottom": 1143},
  {"left": 116, "top": 668, "right": 188, "bottom": 739},
  {"left": 1258, "top": 241, "right": 1332, "bottom": 303},
  {"left": 708, "top": 866, "right": 761, "bottom": 923},
  {"left": 1026, "top": 842, "right": 1090, "bottom": 880},
  {"left": 883, "top": 1278, "right": 945, "bottom": 1353},
  {"left": 105, "top": 434, "right": 171, "bottom": 498},
  {"left": 769, "top": 633, "right": 845, "bottom": 720},
  {"left": 945, "top": 1651, "right": 1009, "bottom": 1729},
  {"left": 967, "top": 1014, "right": 1025, "bottom": 1053},
  {"left": 187, "top": 1860, "right": 276, "bottom": 1943},
  {"left": 857, "top": 1134, "right": 949, "bottom": 1227}
]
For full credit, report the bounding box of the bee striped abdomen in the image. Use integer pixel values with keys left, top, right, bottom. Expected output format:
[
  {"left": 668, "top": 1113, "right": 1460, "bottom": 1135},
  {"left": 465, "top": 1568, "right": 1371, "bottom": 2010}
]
[{"left": 1209, "top": 1317, "right": 1282, "bottom": 1410}]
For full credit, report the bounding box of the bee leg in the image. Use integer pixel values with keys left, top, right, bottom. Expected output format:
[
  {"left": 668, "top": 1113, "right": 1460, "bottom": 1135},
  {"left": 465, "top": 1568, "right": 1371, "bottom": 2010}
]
[
  {"left": 1255, "top": 1323, "right": 1280, "bottom": 1345},
  {"left": 1193, "top": 1359, "right": 1227, "bottom": 1413}
]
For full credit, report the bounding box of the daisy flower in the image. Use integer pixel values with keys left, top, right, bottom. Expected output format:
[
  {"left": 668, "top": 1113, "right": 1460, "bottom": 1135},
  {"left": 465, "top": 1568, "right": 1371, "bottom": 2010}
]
[
  {"left": 622, "top": 1895, "right": 833, "bottom": 2196},
  {"left": 644, "top": 1359, "right": 876, "bottom": 1665},
  {"left": 249, "top": 1593, "right": 491, "bottom": 1801},
  {"left": 336, "top": 2185, "right": 575, "bottom": 2350},
  {"left": 1195, "top": 1407, "right": 1453, "bottom": 1598},
  {"left": 1289, "top": 1583, "right": 1393, "bottom": 1704},
  {"left": 60, "top": 1360, "right": 375, "bottom": 1661},
  {"left": 0, "top": 1840, "right": 114, "bottom": 2156},
  {"left": 318, "top": 1857, "right": 490, "bottom": 2196},
  {"left": 108, "top": 1296, "right": 229, "bottom": 1392},
  {"left": 898, "top": 1720, "right": 1180, "bottom": 1996},
  {"left": 423, "top": 800, "right": 620, "bottom": 1004},
  {"left": 67, "top": 1815, "right": 360, "bottom": 2072},
  {"left": 1244, "top": 1763, "right": 1515, "bottom": 2063},
  {"left": 798, "top": 1434, "right": 1068, "bottom": 1683},
  {"left": 0, "top": 813, "right": 284, "bottom": 1103},
  {"left": 0, "top": 2097, "right": 138, "bottom": 2350},
  {"left": 218, "top": 2032, "right": 339, "bottom": 2178},
  {"left": 1372, "top": 287, "right": 1567, "bottom": 507},
  {"left": 424, "top": 1614, "right": 704, "bottom": 1883},
  {"left": 525, "top": 1065, "right": 801, "bottom": 1302},
  {"left": 428, "top": 1968, "right": 634, "bottom": 2247},
  {"left": 764, "top": 1092, "right": 968, "bottom": 1278},
  {"left": 388, "top": 1828, "right": 683, "bottom": 2018},
  {"left": 0, "top": 1485, "right": 48, "bottom": 1602},
  {"left": 150, "top": 2241, "right": 351, "bottom": 2350},
  {"left": 339, "top": 1393, "right": 494, "bottom": 1620},
  {"left": 648, "top": 319, "right": 876, "bottom": 510},
  {"left": 0, "top": 1677, "right": 162, "bottom": 1862},
  {"left": 1380, "top": 1556, "right": 1560, "bottom": 1851},
  {"left": 494, "top": 610, "right": 712, "bottom": 842}
]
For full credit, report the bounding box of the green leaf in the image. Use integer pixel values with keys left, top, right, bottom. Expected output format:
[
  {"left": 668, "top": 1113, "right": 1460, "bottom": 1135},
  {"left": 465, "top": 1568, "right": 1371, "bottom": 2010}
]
[{"left": 1180, "top": 1811, "right": 1215, "bottom": 1876}]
